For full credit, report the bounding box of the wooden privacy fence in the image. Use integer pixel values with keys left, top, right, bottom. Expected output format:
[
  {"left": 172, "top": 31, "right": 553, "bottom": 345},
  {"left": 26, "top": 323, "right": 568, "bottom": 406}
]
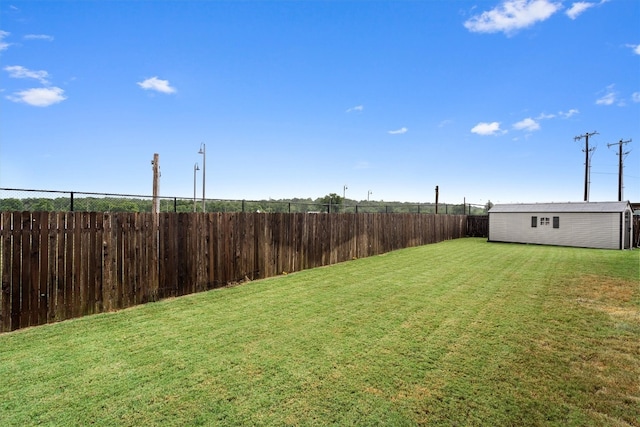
[
  {"left": 1, "top": 211, "right": 467, "bottom": 332},
  {"left": 465, "top": 215, "right": 488, "bottom": 237}
]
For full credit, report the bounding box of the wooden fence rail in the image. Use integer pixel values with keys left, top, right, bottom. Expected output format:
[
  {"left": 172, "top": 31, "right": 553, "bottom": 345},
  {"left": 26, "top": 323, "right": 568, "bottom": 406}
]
[{"left": 1, "top": 212, "right": 468, "bottom": 332}]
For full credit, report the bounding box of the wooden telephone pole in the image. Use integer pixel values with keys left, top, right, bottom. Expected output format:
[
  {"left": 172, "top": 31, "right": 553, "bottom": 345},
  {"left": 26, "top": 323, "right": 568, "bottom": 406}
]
[
  {"left": 151, "top": 153, "right": 160, "bottom": 215},
  {"left": 607, "top": 138, "right": 631, "bottom": 201}
]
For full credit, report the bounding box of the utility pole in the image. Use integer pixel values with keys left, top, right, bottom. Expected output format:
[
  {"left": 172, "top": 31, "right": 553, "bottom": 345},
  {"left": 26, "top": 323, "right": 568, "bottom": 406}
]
[
  {"left": 435, "top": 185, "right": 439, "bottom": 214},
  {"left": 574, "top": 131, "right": 598, "bottom": 202},
  {"left": 607, "top": 138, "right": 631, "bottom": 201},
  {"left": 151, "top": 153, "right": 160, "bottom": 215}
]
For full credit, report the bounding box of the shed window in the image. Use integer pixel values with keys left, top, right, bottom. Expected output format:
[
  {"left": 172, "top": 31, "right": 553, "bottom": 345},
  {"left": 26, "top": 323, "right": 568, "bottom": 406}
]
[
  {"left": 531, "top": 216, "right": 537, "bottom": 227},
  {"left": 540, "top": 217, "right": 550, "bottom": 226},
  {"left": 553, "top": 216, "right": 559, "bottom": 228}
]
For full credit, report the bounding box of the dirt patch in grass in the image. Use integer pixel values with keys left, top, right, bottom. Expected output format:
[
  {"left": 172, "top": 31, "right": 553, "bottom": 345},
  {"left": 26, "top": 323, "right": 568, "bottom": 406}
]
[
  {"left": 573, "top": 274, "right": 639, "bottom": 324},
  {"left": 562, "top": 273, "right": 640, "bottom": 426}
]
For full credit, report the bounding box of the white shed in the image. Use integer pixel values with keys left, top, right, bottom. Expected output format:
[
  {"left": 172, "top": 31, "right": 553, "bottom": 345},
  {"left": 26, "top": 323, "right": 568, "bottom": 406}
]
[{"left": 488, "top": 201, "right": 634, "bottom": 250}]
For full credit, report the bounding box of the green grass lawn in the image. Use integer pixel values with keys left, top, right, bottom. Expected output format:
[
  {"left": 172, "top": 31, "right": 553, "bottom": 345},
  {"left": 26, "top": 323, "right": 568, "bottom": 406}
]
[{"left": 1, "top": 238, "right": 638, "bottom": 426}]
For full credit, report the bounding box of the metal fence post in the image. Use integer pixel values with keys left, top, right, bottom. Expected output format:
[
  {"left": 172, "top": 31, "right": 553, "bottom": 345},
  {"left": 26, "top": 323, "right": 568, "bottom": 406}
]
[{"left": 70, "top": 192, "right": 74, "bottom": 211}]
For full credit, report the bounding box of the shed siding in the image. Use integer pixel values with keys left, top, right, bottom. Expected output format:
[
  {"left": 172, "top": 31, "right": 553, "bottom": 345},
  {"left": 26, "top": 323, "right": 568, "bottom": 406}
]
[{"left": 489, "top": 211, "right": 620, "bottom": 249}]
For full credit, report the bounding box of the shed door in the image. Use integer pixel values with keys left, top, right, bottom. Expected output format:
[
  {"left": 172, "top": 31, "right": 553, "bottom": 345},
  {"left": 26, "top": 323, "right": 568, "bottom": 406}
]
[{"left": 624, "top": 211, "right": 632, "bottom": 249}]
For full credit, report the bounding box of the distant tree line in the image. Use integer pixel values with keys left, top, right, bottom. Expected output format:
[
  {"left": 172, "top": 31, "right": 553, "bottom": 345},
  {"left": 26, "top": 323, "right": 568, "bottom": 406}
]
[{"left": 0, "top": 194, "right": 489, "bottom": 215}]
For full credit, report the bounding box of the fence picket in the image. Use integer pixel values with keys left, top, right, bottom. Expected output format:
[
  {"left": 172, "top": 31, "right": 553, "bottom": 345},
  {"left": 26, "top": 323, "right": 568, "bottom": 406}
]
[
  {"left": 36, "top": 212, "right": 49, "bottom": 325},
  {"left": 89, "top": 212, "right": 100, "bottom": 313},
  {"left": 63, "top": 213, "right": 74, "bottom": 320},
  {"left": 102, "top": 213, "right": 114, "bottom": 312},
  {"left": 204, "top": 213, "right": 215, "bottom": 289},
  {"left": 20, "top": 212, "right": 33, "bottom": 328},
  {"left": 78, "top": 212, "right": 88, "bottom": 316},
  {"left": 1, "top": 213, "right": 12, "bottom": 332},
  {"left": 54, "top": 213, "right": 65, "bottom": 321},
  {"left": 147, "top": 213, "right": 159, "bottom": 303},
  {"left": 28, "top": 212, "right": 42, "bottom": 327},
  {"left": 10, "top": 213, "right": 22, "bottom": 330}
]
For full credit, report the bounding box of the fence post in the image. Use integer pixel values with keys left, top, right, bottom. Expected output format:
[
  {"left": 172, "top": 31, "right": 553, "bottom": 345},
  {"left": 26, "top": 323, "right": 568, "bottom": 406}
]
[
  {"left": 70, "top": 192, "right": 74, "bottom": 211},
  {"left": 242, "top": 200, "right": 245, "bottom": 212}
]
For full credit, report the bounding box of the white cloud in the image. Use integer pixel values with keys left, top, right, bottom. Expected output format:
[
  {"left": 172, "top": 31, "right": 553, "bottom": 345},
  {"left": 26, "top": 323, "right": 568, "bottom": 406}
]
[
  {"left": 513, "top": 117, "right": 541, "bottom": 131},
  {"left": 438, "top": 119, "right": 454, "bottom": 128},
  {"left": 24, "top": 34, "right": 54, "bottom": 41},
  {"left": 463, "top": 0, "right": 561, "bottom": 35},
  {"left": 596, "top": 93, "right": 615, "bottom": 105},
  {"left": 595, "top": 84, "right": 616, "bottom": 106},
  {"left": 567, "top": 0, "right": 610, "bottom": 19},
  {"left": 559, "top": 108, "right": 579, "bottom": 118},
  {"left": 536, "top": 112, "right": 555, "bottom": 120},
  {"left": 4, "top": 65, "right": 50, "bottom": 84},
  {"left": 354, "top": 161, "right": 371, "bottom": 170},
  {"left": 137, "top": 76, "right": 176, "bottom": 94},
  {"left": 632, "top": 92, "right": 640, "bottom": 103},
  {"left": 387, "top": 127, "right": 408, "bottom": 135},
  {"left": 566, "top": 2, "right": 594, "bottom": 19},
  {"left": 0, "top": 30, "right": 11, "bottom": 52},
  {"left": 471, "top": 122, "right": 503, "bottom": 136},
  {"left": 346, "top": 105, "right": 363, "bottom": 113},
  {"left": 7, "top": 87, "right": 66, "bottom": 107},
  {"left": 626, "top": 44, "right": 640, "bottom": 55}
]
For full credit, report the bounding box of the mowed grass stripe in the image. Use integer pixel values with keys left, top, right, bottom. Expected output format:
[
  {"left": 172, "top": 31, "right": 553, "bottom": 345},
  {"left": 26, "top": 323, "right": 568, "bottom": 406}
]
[{"left": 0, "top": 238, "right": 638, "bottom": 426}]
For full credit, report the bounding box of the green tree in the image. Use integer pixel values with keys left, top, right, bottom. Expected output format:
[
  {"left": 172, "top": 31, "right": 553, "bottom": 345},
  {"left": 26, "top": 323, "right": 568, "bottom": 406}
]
[
  {"left": 0, "top": 198, "right": 25, "bottom": 211},
  {"left": 317, "top": 193, "right": 343, "bottom": 213},
  {"left": 30, "top": 199, "right": 55, "bottom": 211},
  {"left": 485, "top": 200, "right": 494, "bottom": 212}
]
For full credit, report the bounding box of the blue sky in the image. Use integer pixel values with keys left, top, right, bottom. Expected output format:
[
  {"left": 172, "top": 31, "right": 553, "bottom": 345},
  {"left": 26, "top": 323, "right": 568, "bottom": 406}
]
[{"left": 1, "top": 0, "right": 638, "bottom": 205}]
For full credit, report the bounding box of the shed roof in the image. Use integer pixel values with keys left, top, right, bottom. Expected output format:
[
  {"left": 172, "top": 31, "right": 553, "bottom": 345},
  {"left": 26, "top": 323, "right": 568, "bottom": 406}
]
[{"left": 489, "top": 201, "right": 631, "bottom": 214}]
